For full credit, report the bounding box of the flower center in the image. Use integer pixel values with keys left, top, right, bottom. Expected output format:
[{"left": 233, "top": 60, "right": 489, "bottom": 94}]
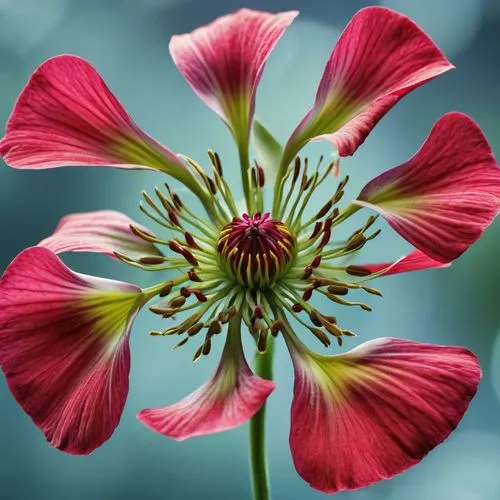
[{"left": 217, "top": 212, "right": 295, "bottom": 289}]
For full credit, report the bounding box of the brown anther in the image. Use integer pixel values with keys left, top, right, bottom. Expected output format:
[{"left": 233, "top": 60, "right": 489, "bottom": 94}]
[
  {"left": 251, "top": 167, "right": 258, "bottom": 187},
  {"left": 257, "top": 330, "right": 268, "bottom": 352},
  {"left": 221, "top": 306, "right": 237, "bottom": 324},
  {"left": 169, "top": 296, "right": 186, "bottom": 308},
  {"left": 188, "top": 268, "right": 203, "bottom": 282},
  {"left": 208, "top": 320, "right": 222, "bottom": 336},
  {"left": 162, "top": 309, "right": 177, "bottom": 319},
  {"left": 342, "top": 330, "right": 357, "bottom": 337},
  {"left": 304, "top": 175, "right": 315, "bottom": 190},
  {"left": 208, "top": 150, "right": 224, "bottom": 176},
  {"left": 271, "top": 320, "right": 285, "bottom": 336},
  {"left": 249, "top": 320, "right": 260, "bottom": 335},
  {"left": 346, "top": 265, "right": 372, "bottom": 277},
  {"left": 324, "top": 315, "right": 337, "bottom": 324},
  {"left": 309, "top": 327, "right": 331, "bottom": 347},
  {"left": 168, "top": 211, "right": 180, "bottom": 227},
  {"left": 329, "top": 207, "right": 340, "bottom": 221},
  {"left": 319, "top": 229, "right": 332, "bottom": 248},
  {"left": 254, "top": 306, "right": 264, "bottom": 319},
  {"left": 327, "top": 285, "right": 349, "bottom": 296},
  {"left": 257, "top": 165, "right": 265, "bottom": 187},
  {"left": 149, "top": 305, "right": 170, "bottom": 315},
  {"left": 173, "top": 337, "right": 189, "bottom": 349},
  {"left": 336, "top": 336, "right": 343, "bottom": 347},
  {"left": 315, "top": 200, "right": 332, "bottom": 220},
  {"left": 323, "top": 320, "right": 343, "bottom": 337},
  {"left": 309, "top": 221, "right": 323, "bottom": 240},
  {"left": 193, "top": 344, "right": 204, "bottom": 362},
  {"left": 159, "top": 282, "right": 173, "bottom": 297},
  {"left": 169, "top": 241, "right": 199, "bottom": 267},
  {"left": 311, "top": 255, "right": 322, "bottom": 268},
  {"left": 202, "top": 338, "right": 212, "bottom": 356},
  {"left": 129, "top": 224, "right": 159, "bottom": 243},
  {"left": 338, "top": 176, "right": 349, "bottom": 190},
  {"left": 302, "top": 265, "right": 313, "bottom": 280},
  {"left": 139, "top": 256, "right": 165, "bottom": 265},
  {"left": 207, "top": 177, "right": 217, "bottom": 194},
  {"left": 193, "top": 290, "right": 208, "bottom": 302},
  {"left": 323, "top": 217, "right": 333, "bottom": 232},
  {"left": 292, "top": 303, "right": 303, "bottom": 313},
  {"left": 303, "top": 287, "right": 313, "bottom": 302},
  {"left": 180, "top": 287, "right": 191, "bottom": 298},
  {"left": 361, "top": 285, "right": 382, "bottom": 297},
  {"left": 187, "top": 323, "right": 204, "bottom": 336},
  {"left": 345, "top": 233, "right": 366, "bottom": 252},
  {"left": 332, "top": 188, "right": 344, "bottom": 204},
  {"left": 309, "top": 310, "right": 323, "bottom": 327},
  {"left": 172, "top": 192, "right": 183, "bottom": 209},
  {"left": 184, "top": 232, "right": 201, "bottom": 250}
]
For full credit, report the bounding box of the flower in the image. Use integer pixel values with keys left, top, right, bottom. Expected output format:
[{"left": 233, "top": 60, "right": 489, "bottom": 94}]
[{"left": 0, "top": 6, "right": 497, "bottom": 495}]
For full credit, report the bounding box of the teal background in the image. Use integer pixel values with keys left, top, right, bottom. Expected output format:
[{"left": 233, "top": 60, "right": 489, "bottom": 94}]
[{"left": 1, "top": 0, "right": 500, "bottom": 499}]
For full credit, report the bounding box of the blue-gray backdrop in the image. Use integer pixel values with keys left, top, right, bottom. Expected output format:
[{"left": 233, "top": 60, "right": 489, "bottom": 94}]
[{"left": 1, "top": 0, "right": 500, "bottom": 499}]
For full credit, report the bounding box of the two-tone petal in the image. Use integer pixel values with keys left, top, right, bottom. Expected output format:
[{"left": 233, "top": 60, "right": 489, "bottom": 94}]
[
  {"left": 285, "top": 333, "right": 481, "bottom": 493},
  {"left": 0, "top": 247, "right": 146, "bottom": 454},
  {"left": 169, "top": 9, "right": 297, "bottom": 145},
  {"left": 357, "top": 113, "right": 500, "bottom": 262},
  {"left": 39, "top": 210, "right": 161, "bottom": 260},
  {"left": 0, "top": 55, "right": 206, "bottom": 198},
  {"left": 138, "top": 320, "right": 275, "bottom": 440},
  {"left": 283, "top": 6, "right": 452, "bottom": 165}
]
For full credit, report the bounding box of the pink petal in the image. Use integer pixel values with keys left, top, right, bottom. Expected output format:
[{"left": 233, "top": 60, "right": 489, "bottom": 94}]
[
  {"left": 362, "top": 249, "right": 450, "bottom": 277},
  {"left": 284, "top": 6, "right": 452, "bottom": 161},
  {"left": 169, "top": 9, "right": 297, "bottom": 142},
  {"left": 137, "top": 327, "right": 275, "bottom": 440},
  {"left": 0, "top": 55, "right": 185, "bottom": 174},
  {"left": 0, "top": 247, "right": 145, "bottom": 454},
  {"left": 287, "top": 336, "right": 481, "bottom": 493},
  {"left": 38, "top": 210, "right": 161, "bottom": 260},
  {"left": 357, "top": 112, "right": 500, "bottom": 262}
]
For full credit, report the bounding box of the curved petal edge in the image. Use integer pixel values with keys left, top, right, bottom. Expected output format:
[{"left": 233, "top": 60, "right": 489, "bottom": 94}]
[
  {"left": 284, "top": 6, "right": 452, "bottom": 162},
  {"left": 357, "top": 112, "right": 500, "bottom": 262},
  {"left": 38, "top": 210, "right": 162, "bottom": 260},
  {"left": 138, "top": 322, "right": 275, "bottom": 440},
  {"left": 286, "top": 335, "right": 481, "bottom": 493},
  {"left": 0, "top": 247, "right": 145, "bottom": 454}
]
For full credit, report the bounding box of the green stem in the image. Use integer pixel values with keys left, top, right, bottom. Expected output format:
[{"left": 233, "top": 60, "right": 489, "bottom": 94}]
[
  {"left": 238, "top": 140, "right": 255, "bottom": 214},
  {"left": 249, "top": 337, "right": 274, "bottom": 500}
]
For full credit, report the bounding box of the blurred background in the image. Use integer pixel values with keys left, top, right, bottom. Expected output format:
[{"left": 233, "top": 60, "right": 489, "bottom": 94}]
[{"left": 1, "top": 0, "right": 500, "bottom": 499}]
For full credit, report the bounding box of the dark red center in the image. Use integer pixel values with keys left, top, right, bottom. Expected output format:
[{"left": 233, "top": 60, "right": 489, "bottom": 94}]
[{"left": 217, "top": 213, "right": 295, "bottom": 288}]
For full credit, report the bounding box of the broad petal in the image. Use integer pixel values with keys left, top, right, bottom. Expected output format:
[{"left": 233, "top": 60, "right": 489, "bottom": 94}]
[
  {"left": 38, "top": 210, "right": 161, "bottom": 260},
  {"left": 362, "top": 249, "right": 450, "bottom": 277},
  {"left": 169, "top": 9, "right": 297, "bottom": 144},
  {"left": 0, "top": 55, "right": 187, "bottom": 176},
  {"left": 286, "top": 336, "right": 481, "bottom": 493},
  {"left": 284, "top": 6, "right": 452, "bottom": 161},
  {"left": 137, "top": 322, "right": 275, "bottom": 440},
  {"left": 357, "top": 112, "right": 500, "bottom": 262},
  {"left": 0, "top": 247, "right": 145, "bottom": 454}
]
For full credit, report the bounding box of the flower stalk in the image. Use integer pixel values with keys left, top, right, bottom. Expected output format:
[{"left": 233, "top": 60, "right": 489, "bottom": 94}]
[{"left": 249, "top": 337, "right": 275, "bottom": 500}]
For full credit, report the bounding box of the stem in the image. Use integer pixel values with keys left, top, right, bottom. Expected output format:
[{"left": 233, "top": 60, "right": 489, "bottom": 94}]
[
  {"left": 249, "top": 337, "right": 274, "bottom": 500},
  {"left": 238, "top": 139, "right": 255, "bottom": 214}
]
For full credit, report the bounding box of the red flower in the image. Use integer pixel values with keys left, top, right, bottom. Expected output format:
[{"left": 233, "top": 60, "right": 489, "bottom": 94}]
[{"left": 0, "top": 6, "right": 496, "bottom": 496}]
